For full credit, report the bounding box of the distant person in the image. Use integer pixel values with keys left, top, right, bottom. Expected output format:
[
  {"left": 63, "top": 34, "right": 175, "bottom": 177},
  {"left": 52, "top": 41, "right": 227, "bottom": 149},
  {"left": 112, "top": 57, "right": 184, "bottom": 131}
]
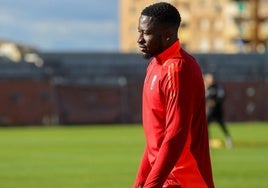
[
  {"left": 204, "top": 73, "right": 233, "bottom": 148},
  {"left": 133, "top": 2, "right": 214, "bottom": 188}
]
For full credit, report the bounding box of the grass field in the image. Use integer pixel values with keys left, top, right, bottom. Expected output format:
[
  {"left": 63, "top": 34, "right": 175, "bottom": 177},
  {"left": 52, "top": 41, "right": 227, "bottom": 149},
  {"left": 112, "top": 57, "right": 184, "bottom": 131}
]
[{"left": 0, "top": 122, "right": 267, "bottom": 188}]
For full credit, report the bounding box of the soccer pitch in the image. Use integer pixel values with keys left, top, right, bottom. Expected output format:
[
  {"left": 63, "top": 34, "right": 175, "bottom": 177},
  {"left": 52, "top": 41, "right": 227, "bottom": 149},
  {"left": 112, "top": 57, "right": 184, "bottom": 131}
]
[{"left": 0, "top": 122, "right": 267, "bottom": 188}]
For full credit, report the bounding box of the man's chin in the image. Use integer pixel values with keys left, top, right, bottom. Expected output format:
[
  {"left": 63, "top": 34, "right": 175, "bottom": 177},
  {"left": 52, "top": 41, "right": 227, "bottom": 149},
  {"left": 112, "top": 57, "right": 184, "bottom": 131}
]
[{"left": 141, "top": 52, "right": 152, "bottom": 59}]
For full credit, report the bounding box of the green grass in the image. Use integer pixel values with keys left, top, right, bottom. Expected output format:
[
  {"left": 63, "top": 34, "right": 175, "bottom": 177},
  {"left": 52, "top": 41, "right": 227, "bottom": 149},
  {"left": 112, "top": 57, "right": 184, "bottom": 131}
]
[
  {"left": 209, "top": 122, "right": 268, "bottom": 188},
  {"left": 0, "top": 122, "right": 268, "bottom": 188}
]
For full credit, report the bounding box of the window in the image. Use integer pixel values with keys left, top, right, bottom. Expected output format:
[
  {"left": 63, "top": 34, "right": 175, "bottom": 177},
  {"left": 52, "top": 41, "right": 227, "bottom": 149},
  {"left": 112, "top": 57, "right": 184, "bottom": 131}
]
[{"left": 200, "top": 19, "right": 210, "bottom": 32}]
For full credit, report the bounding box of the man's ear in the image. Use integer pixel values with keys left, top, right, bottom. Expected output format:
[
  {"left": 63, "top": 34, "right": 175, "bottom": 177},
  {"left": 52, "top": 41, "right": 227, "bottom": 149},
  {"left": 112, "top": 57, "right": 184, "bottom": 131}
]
[{"left": 164, "top": 27, "right": 175, "bottom": 41}]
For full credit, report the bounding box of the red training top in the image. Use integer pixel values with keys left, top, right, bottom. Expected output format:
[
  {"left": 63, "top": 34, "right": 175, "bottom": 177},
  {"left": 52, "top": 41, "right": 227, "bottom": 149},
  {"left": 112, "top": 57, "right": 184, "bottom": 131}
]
[{"left": 134, "top": 40, "right": 214, "bottom": 188}]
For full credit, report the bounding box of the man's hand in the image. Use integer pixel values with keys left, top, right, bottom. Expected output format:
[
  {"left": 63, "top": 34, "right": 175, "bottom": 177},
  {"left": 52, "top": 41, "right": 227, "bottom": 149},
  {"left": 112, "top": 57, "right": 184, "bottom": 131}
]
[{"left": 207, "top": 99, "right": 216, "bottom": 107}]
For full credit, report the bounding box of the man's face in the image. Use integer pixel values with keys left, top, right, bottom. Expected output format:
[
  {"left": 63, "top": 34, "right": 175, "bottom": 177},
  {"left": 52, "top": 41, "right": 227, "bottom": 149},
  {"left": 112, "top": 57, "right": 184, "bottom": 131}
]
[{"left": 137, "top": 15, "right": 165, "bottom": 59}]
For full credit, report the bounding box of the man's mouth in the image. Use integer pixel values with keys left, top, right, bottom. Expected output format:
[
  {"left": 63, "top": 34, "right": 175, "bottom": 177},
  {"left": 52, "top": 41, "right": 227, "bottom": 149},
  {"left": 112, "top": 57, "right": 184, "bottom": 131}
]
[{"left": 139, "top": 45, "right": 147, "bottom": 53}]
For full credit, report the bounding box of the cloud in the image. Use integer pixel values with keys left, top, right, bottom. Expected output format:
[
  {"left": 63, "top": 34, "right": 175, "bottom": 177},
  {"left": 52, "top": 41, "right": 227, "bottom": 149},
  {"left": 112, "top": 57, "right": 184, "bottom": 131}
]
[
  {"left": 0, "top": 0, "right": 119, "bottom": 51},
  {"left": 31, "top": 20, "right": 118, "bottom": 51}
]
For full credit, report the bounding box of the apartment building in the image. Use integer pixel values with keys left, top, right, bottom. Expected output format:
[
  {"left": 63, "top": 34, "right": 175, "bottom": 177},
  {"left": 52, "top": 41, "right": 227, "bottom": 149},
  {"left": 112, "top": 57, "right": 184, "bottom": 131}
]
[{"left": 119, "top": 0, "right": 268, "bottom": 53}]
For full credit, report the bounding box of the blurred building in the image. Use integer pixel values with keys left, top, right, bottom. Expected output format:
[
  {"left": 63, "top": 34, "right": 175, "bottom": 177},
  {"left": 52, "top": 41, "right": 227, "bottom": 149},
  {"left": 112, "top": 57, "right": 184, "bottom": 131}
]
[
  {"left": 119, "top": 0, "right": 268, "bottom": 53},
  {"left": 0, "top": 39, "right": 44, "bottom": 67}
]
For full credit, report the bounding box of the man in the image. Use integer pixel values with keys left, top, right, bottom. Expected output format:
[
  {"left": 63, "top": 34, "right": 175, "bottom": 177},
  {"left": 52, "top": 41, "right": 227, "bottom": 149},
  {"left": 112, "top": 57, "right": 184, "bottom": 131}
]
[
  {"left": 133, "top": 2, "right": 214, "bottom": 188},
  {"left": 204, "top": 73, "right": 233, "bottom": 149}
]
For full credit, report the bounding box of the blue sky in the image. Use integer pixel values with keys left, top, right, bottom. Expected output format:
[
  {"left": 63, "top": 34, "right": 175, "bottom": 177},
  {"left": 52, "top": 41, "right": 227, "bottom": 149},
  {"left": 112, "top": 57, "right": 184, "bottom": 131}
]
[{"left": 0, "top": 0, "right": 119, "bottom": 52}]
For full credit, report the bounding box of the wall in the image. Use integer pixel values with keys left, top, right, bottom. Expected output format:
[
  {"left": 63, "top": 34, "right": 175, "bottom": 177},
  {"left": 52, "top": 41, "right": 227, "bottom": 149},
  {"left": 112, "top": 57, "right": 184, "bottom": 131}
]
[
  {"left": 0, "top": 53, "right": 267, "bottom": 125},
  {"left": 0, "top": 80, "right": 53, "bottom": 125}
]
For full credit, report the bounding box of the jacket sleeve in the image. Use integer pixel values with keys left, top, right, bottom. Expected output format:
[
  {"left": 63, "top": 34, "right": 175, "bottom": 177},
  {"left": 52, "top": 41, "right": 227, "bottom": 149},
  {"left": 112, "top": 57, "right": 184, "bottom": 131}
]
[
  {"left": 133, "top": 146, "right": 152, "bottom": 188},
  {"left": 143, "top": 60, "right": 192, "bottom": 187}
]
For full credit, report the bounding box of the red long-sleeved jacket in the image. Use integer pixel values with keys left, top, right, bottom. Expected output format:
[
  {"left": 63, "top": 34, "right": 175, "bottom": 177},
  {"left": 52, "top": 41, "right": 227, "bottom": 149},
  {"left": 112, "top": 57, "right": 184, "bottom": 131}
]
[{"left": 134, "top": 40, "right": 214, "bottom": 188}]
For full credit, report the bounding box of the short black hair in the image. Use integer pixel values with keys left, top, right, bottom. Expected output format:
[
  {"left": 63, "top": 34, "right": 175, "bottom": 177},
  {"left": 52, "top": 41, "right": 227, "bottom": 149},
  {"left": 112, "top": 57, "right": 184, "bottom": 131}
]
[{"left": 141, "top": 2, "right": 181, "bottom": 29}]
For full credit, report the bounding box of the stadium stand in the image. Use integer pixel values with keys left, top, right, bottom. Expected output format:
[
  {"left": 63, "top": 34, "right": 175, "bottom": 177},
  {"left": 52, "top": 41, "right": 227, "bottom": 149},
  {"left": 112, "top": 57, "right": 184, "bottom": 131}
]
[{"left": 0, "top": 52, "right": 267, "bottom": 125}]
